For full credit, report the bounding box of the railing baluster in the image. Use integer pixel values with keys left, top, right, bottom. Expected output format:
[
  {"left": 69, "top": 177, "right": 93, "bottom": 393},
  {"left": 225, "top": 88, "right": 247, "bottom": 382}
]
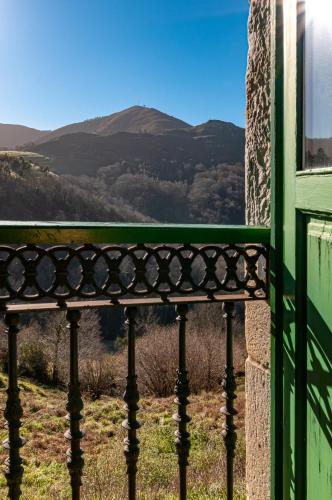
[
  {"left": 65, "top": 310, "right": 84, "bottom": 500},
  {"left": 221, "top": 301, "right": 237, "bottom": 500},
  {"left": 173, "top": 304, "right": 191, "bottom": 500},
  {"left": 3, "top": 313, "right": 25, "bottom": 500},
  {"left": 122, "top": 306, "right": 140, "bottom": 500}
]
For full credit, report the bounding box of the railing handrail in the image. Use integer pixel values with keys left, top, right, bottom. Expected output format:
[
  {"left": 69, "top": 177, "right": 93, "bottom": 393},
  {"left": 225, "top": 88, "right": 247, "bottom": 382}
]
[
  {"left": 4, "top": 293, "right": 263, "bottom": 314},
  {"left": 0, "top": 222, "right": 271, "bottom": 244}
]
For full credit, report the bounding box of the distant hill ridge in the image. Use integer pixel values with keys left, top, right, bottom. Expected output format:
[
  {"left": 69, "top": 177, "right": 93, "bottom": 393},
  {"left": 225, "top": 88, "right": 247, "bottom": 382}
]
[
  {"left": 0, "top": 106, "right": 191, "bottom": 148},
  {"left": 32, "top": 106, "right": 191, "bottom": 144},
  {"left": 0, "top": 104, "right": 246, "bottom": 224},
  {"left": 30, "top": 123, "right": 245, "bottom": 177},
  {"left": 0, "top": 123, "right": 49, "bottom": 149},
  {"left": 0, "top": 106, "right": 244, "bottom": 149}
]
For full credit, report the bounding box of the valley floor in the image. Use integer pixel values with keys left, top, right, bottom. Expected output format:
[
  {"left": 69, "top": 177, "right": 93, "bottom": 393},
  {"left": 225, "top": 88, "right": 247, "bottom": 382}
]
[{"left": 0, "top": 374, "right": 246, "bottom": 499}]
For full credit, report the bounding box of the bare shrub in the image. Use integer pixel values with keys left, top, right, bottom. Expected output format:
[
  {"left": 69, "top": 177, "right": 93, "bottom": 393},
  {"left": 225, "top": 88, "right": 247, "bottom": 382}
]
[
  {"left": 40, "top": 312, "right": 67, "bottom": 384},
  {"left": 129, "top": 303, "right": 246, "bottom": 397},
  {"left": 41, "top": 309, "right": 105, "bottom": 386},
  {"left": 136, "top": 324, "right": 178, "bottom": 396},
  {"left": 188, "top": 303, "right": 246, "bottom": 376},
  {"left": 2, "top": 310, "right": 111, "bottom": 398},
  {"left": 134, "top": 324, "right": 222, "bottom": 396},
  {"left": 0, "top": 303, "right": 246, "bottom": 401},
  {"left": 80, "top": 355, "right": 116, "bottom": 400},
  {"left": 0, "top": 320, "right": 48, "bottom": 378},
  {"left": 18, "top": 323, "right": 49, "bottom": 382}
]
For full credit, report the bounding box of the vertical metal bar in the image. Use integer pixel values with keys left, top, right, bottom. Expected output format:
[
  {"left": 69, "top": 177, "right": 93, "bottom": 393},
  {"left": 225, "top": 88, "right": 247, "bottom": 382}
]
[
  {"left": 221, "top": 302, "right": 237, "bottom": 500},
  {"left": 65, "top": 310, "right": 84, "bottom": 500},
  {"left": 173, "top": 304, "right": 190, "bottom": 500},
  {"left": 3, "top": 313, "right": 25, "bottom": 500},
  {"left": 122, "top": 306, "right": 140, "bottom": 500}
]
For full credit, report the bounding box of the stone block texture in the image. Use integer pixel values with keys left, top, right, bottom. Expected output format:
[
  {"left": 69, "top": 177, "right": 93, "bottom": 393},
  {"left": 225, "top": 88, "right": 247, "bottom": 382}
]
[
  {"left": 245, "top": 359, "right": 271, "bottom": 499},
  {"left": 246, "top": 300, "right": 271, "bottom": 370},
  {"left": 245, "top": 0, "right": 272, "bottom": 498},
  {"left": 246, "top": 0, "right": 271, "bottom": 227}
]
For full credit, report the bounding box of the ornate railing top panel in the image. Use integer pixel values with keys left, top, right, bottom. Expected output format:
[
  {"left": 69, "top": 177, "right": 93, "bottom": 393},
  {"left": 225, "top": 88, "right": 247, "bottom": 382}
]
[
  {"left": 0, "top": 243, "right": 268, "bottom": 305},
  {"left": 0, "top": 222, "right": 271, "bottom": 245}
]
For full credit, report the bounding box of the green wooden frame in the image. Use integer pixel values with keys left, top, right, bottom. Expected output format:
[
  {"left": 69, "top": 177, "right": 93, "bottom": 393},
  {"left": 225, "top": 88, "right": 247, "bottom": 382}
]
[
  {"left": 271, "top": 1, "right": 332, "bottom": 498},
  {"left": 294, "top": 3, "right": 332, "bottom": 498},
  {"left": 270, "top": 1, "right": 284, "bottom": 499},
  {"left": 0, "top": 222, "right": 270, "bottom": 245},
  {"left": 271, "top": 1, "right": 304, "bottom": 498}
]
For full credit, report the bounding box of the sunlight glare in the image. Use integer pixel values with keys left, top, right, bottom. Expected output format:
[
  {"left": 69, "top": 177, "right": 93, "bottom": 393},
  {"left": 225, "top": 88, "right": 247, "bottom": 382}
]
[{"left": 306, "top": 0, "right": 332, "bottom": 26}]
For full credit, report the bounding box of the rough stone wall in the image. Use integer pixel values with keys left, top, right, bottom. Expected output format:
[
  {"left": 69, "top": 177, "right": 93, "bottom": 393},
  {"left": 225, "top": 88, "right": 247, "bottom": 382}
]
[
  {"left": 246, "top": 0, "right": 271, "bottom": 227},
  {"left": 245, "top": 1, "right": 272, "bottom": 498},
  {"left": 245, "top": 302, "right": 271, "bottom": 499}
]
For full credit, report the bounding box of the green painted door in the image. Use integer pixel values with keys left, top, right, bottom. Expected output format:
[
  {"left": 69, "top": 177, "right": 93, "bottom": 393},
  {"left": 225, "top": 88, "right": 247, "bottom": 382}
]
[
  {"left": 306, "top": 218, "right": 332, "bottom": 498},
  {"left": 271, "top": 1, "right": 332, "bottom": 499}
]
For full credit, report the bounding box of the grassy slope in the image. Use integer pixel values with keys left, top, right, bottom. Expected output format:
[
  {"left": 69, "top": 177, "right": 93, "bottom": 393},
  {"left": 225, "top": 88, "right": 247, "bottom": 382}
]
[
  {"left": 0, "top": 375, "right": 245, "bottom": 499},
  {"left": 0, "top": 151, "right": 44, "bottom": 158}
]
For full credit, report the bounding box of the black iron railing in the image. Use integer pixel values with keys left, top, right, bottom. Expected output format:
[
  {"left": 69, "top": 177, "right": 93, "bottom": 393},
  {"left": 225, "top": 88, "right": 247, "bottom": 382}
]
[{"left": 0, "top": 223, "right": 269, "bottom": 500}]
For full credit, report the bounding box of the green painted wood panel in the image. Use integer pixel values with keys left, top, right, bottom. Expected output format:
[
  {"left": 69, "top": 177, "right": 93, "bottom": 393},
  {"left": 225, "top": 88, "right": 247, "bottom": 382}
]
[
  {"left": 0, "top": 222, "right": 270, "bottom": 244},
  {"left": 270, "top": 1, "right": 285, "bottom": 497},
  {"left": 306, "top": 218, "right": 332, "bottom": 499},
  {"left": 296, "top": 171, "right": 332, "bottom": 215},
  {"left": 272, "top": 1, "right": 332, "bottom": 499},
  {"left": 282, "top": 2, "right": 298, "bottom": 497}
]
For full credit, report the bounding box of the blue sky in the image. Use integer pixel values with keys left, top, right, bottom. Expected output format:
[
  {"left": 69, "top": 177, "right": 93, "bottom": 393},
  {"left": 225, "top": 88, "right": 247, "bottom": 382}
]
[{"left": 0, "top": 0, "right": 249, "bottom": 130}]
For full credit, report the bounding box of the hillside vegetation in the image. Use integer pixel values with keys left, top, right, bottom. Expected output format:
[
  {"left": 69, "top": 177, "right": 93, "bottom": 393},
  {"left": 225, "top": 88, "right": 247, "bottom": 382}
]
[
  {"left": 0, "top": 374, "right": 246, "bottom": 499},
  {"left": 0, "top": 154, "right": 149, "bottom": 222},
  {"left": 0, "top": 152, "right": 243, "bottom": 224},
  {"left": 0, "top": 305, "right": 246, "bottom": 498},
  {"left": 30, "top": 118, "right": 244, "bottom": 177},
  {"left": 0, "top": 107, "right": 245, "bottom": 224}
]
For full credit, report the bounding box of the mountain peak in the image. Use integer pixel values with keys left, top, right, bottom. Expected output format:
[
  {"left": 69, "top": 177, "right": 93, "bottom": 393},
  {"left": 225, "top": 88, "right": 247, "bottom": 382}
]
[
  {"left": 191, "top": 119, "right": 242, "bottom": 137},
  {"left": 0, "top": 107, "right": 244, "bottom": 149},
  {"left": 26, "top": 106, "right": 191, "bottom": 146},
  {"left": 97, "top": 105, "right": 191, "bottom": 135}
]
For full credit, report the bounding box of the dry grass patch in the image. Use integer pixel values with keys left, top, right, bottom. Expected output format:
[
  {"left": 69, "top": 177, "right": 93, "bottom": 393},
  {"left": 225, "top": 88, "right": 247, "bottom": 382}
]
[{"left": 0, "top": 374, "right": 245, "bottom": 499}]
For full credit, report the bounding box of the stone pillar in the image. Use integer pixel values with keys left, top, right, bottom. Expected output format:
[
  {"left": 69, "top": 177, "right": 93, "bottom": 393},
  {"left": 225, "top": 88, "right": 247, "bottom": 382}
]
[{"left": 245, "top": 1, "right": 271, "bottom": 498}]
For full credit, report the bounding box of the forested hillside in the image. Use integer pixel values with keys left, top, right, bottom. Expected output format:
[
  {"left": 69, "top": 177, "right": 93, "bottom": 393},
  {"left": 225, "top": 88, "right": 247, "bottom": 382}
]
[
  {"left": 30, "top": 118, "right": 244, "bottom": 177},
  {"left": 0, "top": 107, "right": 245, "bottom": 224},
  {"left": 0, "top": 154, "right": 244, "bottom": 224},
  {"left": 0, "top": 155, "right": 149, "bottom": 222}
]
